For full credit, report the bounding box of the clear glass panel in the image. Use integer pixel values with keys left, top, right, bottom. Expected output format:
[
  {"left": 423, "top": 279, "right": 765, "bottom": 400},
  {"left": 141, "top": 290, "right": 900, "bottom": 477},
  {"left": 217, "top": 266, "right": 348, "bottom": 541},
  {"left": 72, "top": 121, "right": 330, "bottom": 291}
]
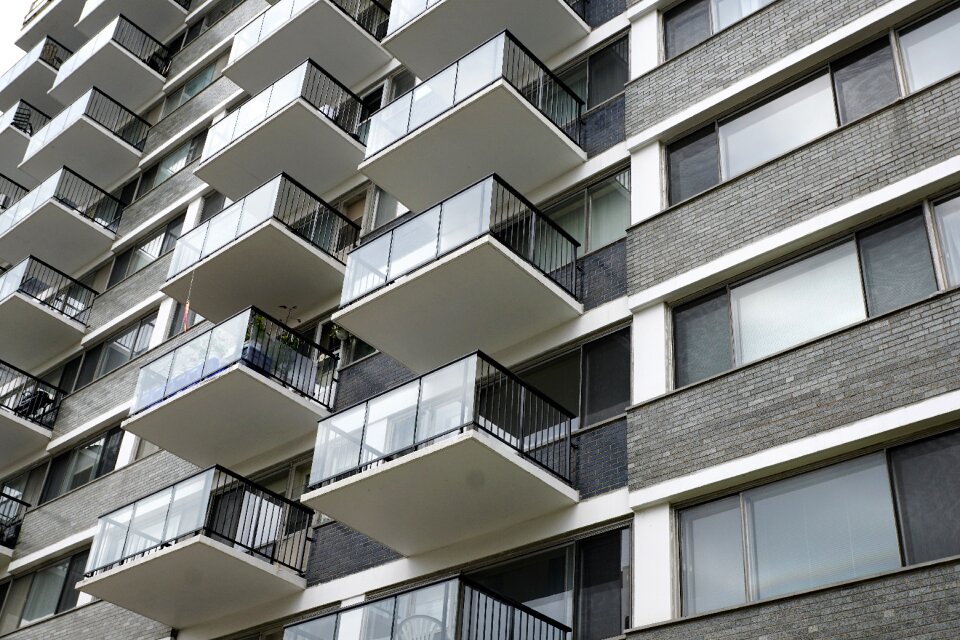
[
  {"left": 719, "top": 74, "right": 836, "bottom": 178},
  {"left": 386, "top": 207, "right": 440, "bottom": 280},
  {"left": 469, "top": 546, "right": 574, "bottom": 625},
  {"left": 454, "top": 38, "right": 503, "bottom": 102},
  {"left": 899, "top": 6, "right": 960, "bottom": 92},
  {"left": 203, "top": 312, "right": 248, "bottom": 377},
  {"left": 387, "top": 0, "right": 429, "bottom": 34},
  {"left": 711, "top": 0, "right": 773, "bottom": 31},
  {"left": 164, "top": 332, "right": 212, "bottom": 397},
  {"left": 668, "top": 125, "right": 720, "bottom": 205},
  {"left": 200, "top": 203, "right": 242, "bottom": 260},
  {"left": 232, "top": 91, "right": 271, "bottom": 141},
  {"left": 169, "top": 221, "right": 208, "bottom": 276},
  {"left": 674, "top": 289, "right": 733, "bottom": 387},
  {"left": 438, "top": 180, "right": 490, "bottom": 254},
  {"left": 545, "top": 194, "right": 586, "bottom": 251},
  {"left": 745, "top": 453, "right": 900, "bottom": 600},
  {"left": 163, "top": 471, "right": 212, "bottom": 542},
  {"left": 122, "top": 488, "right": 173, "bottom": 558},
  {"left": 408, "top": 66, "right": 456, "bottom": 131},
  {"left": 361, "top": 382, "right": 420, "bottom": 464},
  {"left": 664, "top": 0, "right": 711, "bottom": 59},
  {"left": 731, "top": 242, "right": 866, "bottom": 364},
  {"left": 337, "top": 599, "right": 396, "bottom": 640},
  {"left": 266, "top": 65, "right": 306, "bottom": 119},
  {"left": 342, "top": 233, "right": 392, "bottom": 304},
  {"left": 587, "top": 171, "right": 630, "bottom": 252},
  {"left": 87, "top": 505, "right": 133, "bottom": 571},
  {"left": 204, "top": 110, "right": 239, "bottom": 158},
  {"left": 680, "top": 496, "right": 746, "bottom": 615},
  {"left": 312, "top": 404, "right": 367, "bottom": 484},
  {"left": 285, "top": 614, "right": 337, "bottom": 640},
  {"left": 858, "top": 210, "right": 936, "bottom": 316},
  {"left": 416, "top": 359, "right": 474, "bottom": 442},
  {"left": 20, "top": 559, "right": 67, "bottom": 624},
  {"left": 394, "top": 581, "right": 458, "bottom": 640},
  {"left": 231, "top": 14, "right": 265, "bottom": 60},
  {"left": 832, "top": 38, "right": 900, "bottom": 125},
  {"left": 935, "top": 195, "right": 960, "bottom": 286},
  {"left": 237, "top": 177, "right": 281, "bottom": 237},
  {"left": 133, "top": 352, "right": 174, "bottom": 411},
  {"left": 0, "top": 262, "right": 27, "bottom": 300},
  {"left": 366, "top": 93, "right": 412, "bottom": 155}
]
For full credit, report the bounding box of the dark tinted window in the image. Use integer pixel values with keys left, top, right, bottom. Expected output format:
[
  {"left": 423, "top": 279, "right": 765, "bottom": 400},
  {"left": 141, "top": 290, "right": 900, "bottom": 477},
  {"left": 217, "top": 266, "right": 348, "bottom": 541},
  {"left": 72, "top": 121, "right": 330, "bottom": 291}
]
[
  {"left": 667, "top": 125, "right": 720, "bottom": 205},
  {"left": 41, "top": 428, "right": 123, "bottom": 503},
  {"left": 577, "top": 530, "right": 628, "bottom": 640},
  {"left": 858, "top": 210, "right": 936, "bottom": 316},
  {"left": 832, "top": 38, "right": 900, "bottom": 125},
  {"left": 588, "top": 38, "right": 629, "bottom": 108},
  {"left": 582, "top": 329, "right": 631, "bottom": 425},
  {"left": 674, "top": 289, "right": 732, "bottom": 387},
  {"left": 664, "top": 0, "right": 711, "bottom": 59}
]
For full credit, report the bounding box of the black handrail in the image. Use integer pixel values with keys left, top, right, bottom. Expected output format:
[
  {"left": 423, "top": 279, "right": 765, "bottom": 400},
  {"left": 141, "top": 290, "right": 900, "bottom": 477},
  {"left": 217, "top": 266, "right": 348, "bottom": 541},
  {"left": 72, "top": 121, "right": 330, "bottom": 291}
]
[
  {"left": 333, "top": 0, "right": 390, "bottom": 39},
  {"left": 300, "top": 60, "right": 366, "bottom": 138},
  {"left": 113, "top": 15, "right": 172, "bottom": 76},
  {"left": 0, "top": 356, "right": 65, "bottom": 428},
  {"left": 84, "top": 88, "right": 151, "bottom": 150},
  {"left": 39, "top": 36, "right": 72, "bottom": 70},
  {"left": 53, "top": 166, "right": 125, "bottom": 232},
  {"left": 0, "top": 174, "right": 28, "bottom": 208},
  {"left": 8, "top": 100, "right": 51, "bottom": 136},
  {"left": 0, "top": 492, "right": 30, "bottom": 549},
  {"left": 0, "top": 256, "right": 98, "bottom": 324}
]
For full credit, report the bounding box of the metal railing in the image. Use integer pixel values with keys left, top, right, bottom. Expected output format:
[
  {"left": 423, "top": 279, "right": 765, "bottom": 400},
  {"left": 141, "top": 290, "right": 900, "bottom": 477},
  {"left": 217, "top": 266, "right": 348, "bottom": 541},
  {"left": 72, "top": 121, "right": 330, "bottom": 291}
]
[
  {"left": 309, "top": 351, "right": 573, "bottom": 489},
  {"left": 27, "top": 88, "right": 150, "bottom": 157},
  {"left": 341, "top": 175, "right": 579, "bottom": 305},
  {"left": 85, "top": 466, "right": 314, "bottom": 577},
  {"left": 1, "top": 100, "right": 51, "bottom": 137},
  {"left": 169, "top": 174, "right": 359, "bottom": 278},
  {"left": 387, "top": 0, "right": 586, "bottom": 35},
  {"left": 132, "top": 307, "right": 338, "bottom": 414},
  {"left": 284, "top": 577, "right": 571, "bottom": 640},
  {"left": 57, "top": 15, "right": 171, "bottom": 84},
  {"left": 362, "top": 31, "right": 583, "bottom": 156},
  {"left": 0, "top": 357, "right": 65, "bottom": 428},
  {"left": 0, "top": 256, "right": 97, "bottom": 323},
  {"left": 0, "top": 493, "right": 30, "bottom": 549},
  {"left": 203, "top": 60, "right": 365, "bottom": 161},
  {"left": 0, "top": 167, "right": 124, "bottom": 237},
  {"left": 0, "top": 36, "right": 72, "bottom": 96},
  {"left": 0, "top": 175, "right": 28, "bottom": 210}
]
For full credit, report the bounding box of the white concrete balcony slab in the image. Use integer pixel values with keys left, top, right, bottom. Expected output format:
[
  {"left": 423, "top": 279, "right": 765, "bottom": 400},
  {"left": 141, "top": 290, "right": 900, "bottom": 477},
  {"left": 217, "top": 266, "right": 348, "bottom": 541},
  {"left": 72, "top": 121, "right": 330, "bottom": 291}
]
[
  {"left": 79, "top": 467, "right": 312, "bottom": 628},
  {"left": 302, "top": 353, "right": 577, "bottom": 555},
  {"left": 334, "top": 176, "right": 581, "bottom": 374},
  {"left": 0, "top": 167, "right": 121, "bottom": 273},
  {"left": 77, "top": 0, "right": 191, "bottom": 41},
  {"left": 17, "top": 0, "right": 87, "bottom": 51},
  {"left": 20, "top": 89, "right": 147, "bottom": 188},
  {"left": 196, "top": 60, "right": 365, "bottom": 200},
  {"left": 227, "top": 0, "right": 392, "bottom": 95},
  {"left": 0, "top": 102, "right": 51, "bottom": 188},
  {"left": 123, "top": 308, "right": 338, "bottom": 470},
  {"left": 0, "top": 359, "right": 62, "bottom": 468},
  {"left": 0, "top": 37, "right": 72, "bottom": 116},
  {"left": 163, "top": 174, "right": 358, "bottom": 323},
  {"left": 384, "top": 0, "right": 589, "bottom": 79}
]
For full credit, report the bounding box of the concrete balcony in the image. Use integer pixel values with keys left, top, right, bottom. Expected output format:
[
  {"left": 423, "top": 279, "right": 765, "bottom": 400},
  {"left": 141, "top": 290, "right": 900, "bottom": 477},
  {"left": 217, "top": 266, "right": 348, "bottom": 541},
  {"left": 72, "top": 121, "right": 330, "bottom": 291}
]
[
  {"left": 384, "top": 0, "right": 589, "bottom": 79},
  {"left": 123, "top": 308, "right": 338, "bottom": 470},
  {"left": 301, "top": 352, "right": 578, "bottom": 555},
  {"left": 0, "top": 101, "right": 51, "bottom": 188},
  {"left": 0, "top": 37, "right": 72, "bottom": 116},
  {"left": 164, "top": 174, "right": 359, "bottom": 323},
  {"left": 0, "top": 167, "right": 122, "bottom": 273},
  {"left": 334, "top": 176, "right": 581, "bottom": 374},
  {"left": 196, "top": 60, "right": 365, "bottom": 200},
  {"left": 49, "top": 15, "right": 171, "bottom": 111},
  {"left": 77, "top": 0, "right": 191, "bottom": 42},
  {"left": 0, "top": 359, "right": 63, "bottom": 469},
  {"left": 0, "top": 175, "right": 29, "bottom": 212},
  {"left": 0, "top": 257, "right": 95, "bottom": 371},
  {"left": 20, "top": 89, "right": 148, "bottom": 188},
  {"left": 359, "top": 31, "right": 585, "bottom": 212},
  {"left": 226, "top": 0, "right": 391, "bottom": 95},
  {"left": 79, "top": 466, "right": 312, "bottom": 628},
  {"left": 0, "top": 494, "right": 31, "bottom": 571},
  {"left": 17, "top": 0, "right": 87, "bottom": 51}
]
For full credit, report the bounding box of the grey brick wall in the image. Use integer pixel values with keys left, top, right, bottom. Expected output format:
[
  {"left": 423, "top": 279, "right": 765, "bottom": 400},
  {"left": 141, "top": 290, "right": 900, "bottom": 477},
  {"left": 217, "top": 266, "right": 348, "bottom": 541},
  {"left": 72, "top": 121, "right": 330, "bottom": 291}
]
[
  {"left": 581, "top": 94, "right": 625, "bottom": 157},
  {"left": 117, "top": 162, "right": 205, "bottom": 237},
  {"left": 334, "top": 353, "right": 416, "bottom": 411},
  {"left": 143, "top": 76, "right": 240, "bottom": 157},
  {"left": 585, "top": 0, "right": 626, "bottom": 27},
  {"left": 87, "top": 254, "right": 172, "bottom": 331},
  {"left": 15, "top": 451, "right": 199, "bottom": 556},
  {"left": 628, "top": 73, "right": 960, "bottom": 294},
  {"left": 168, "top": 0, "right": 270, "bottom": 78},
  {"left": 629, "top": 560, "right": 960, "bottom": 640},
  {"left": 628, "top": 289, "right": 960, "bottom": 490},
  {"left": 1, "top": 601, "right": 170, "bottom": 640},
  {"left": 306, "top": 521, "right": 401, "bottom": 585},
  {"left": 574, "top": 419, "right": 627, "bottom": 499},
  {"left": 625, "top": 0, "right": 886, "bottom": 135},
  {"left": 580, "top": 239, "right": 627, "bottom": 310}
]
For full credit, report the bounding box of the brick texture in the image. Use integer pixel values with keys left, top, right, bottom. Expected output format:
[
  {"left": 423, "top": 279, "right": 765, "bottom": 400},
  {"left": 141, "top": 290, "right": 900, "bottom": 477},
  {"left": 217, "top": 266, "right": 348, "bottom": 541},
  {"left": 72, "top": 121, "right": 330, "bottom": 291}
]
[
  {"left": 574, "top": 418, "right": 627, "bottom": 499},
  {"left": 167, "top": 0, "right": 270, "bottom": 78},
  {"left": 306, "top": 521, "right": 402, "bottom": 585},
  {"left": 628, "top": 289, "right": 960, "bottom": 490},
  {"left": 87, "top": 254, "right": 172, "bottom": 331},
  {"left": 585, "top": 0, "right": 627, "bottom": 27},
  {"left": 580, "top": 239, "right": 627, "bottom": 310},
  {"left": 117, "top": 161, "right": 205, "bottom": 236},
  {"left": 1, "top": 601, "right": 170, "bottom": 640},
  {"left": 142, "top": 76, "right": 241, "bottom": 158},
  {"left": 629, "top": 73, "right": 960, "bottom": 294},
  {"left": 581, "top": 94, "right": 625, "bottom": 157},
  {"left": 334, "top": 352, "right": 417, "bottom": 411}
]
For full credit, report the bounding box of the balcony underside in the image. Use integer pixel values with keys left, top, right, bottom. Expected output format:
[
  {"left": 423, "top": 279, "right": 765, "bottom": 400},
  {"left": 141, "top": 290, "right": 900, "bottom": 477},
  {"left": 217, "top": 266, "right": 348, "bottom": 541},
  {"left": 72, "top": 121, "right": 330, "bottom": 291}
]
[
  {"left": 0, "top": 410, "right": 52, "bottom": 469},
  {"left": 0, "top": 546, "right": 11, "bottom": 574},
  {"left": 123, "top": 365, "right": 329, "bottom": 472},
  {"left": 226, "top": 0, "right": 391, "bottom": 95},
  {"left": 77, "top": 536, "right": 305, "bottom": 629},
  {"left": 195, "top": 101, "right": 364, "bottom": 200},
  {"left": 162, "top": 221, "right": 346, "bottom": 323},
  {"left": 16, "top": 0, "right": 87, "bottom": 51},
  {"left": 20, "top": 116, "right": 141, "bottom": 188},
  {"left": 0, "top": 199, "right": 115, "bottom": 274},
  {"left": 49, "top": 44, "right": 165, "bottom": 111},
  {"left": 384, "top": 0, "right": 589, "bottom": 79},
  {"left": 0, "top": 293, "right": 85, "bottom": 371},
  {"left": 301, "top": 430, "right": 578, "bottom": 556},
  {"left": 360, "top": 82, "right": 586, "bottom": 213},
  {"left": 334, "top": 236, "right": 582, "bottom": 374},
  {"left": 0, "top": 61, "right": 61, "bottom": 116},
  {"left": 77, "top": 0, "right": 188, "bottom": 41},
  {"left": 0, "top": 128, "right": 38, "bottom": 189}
]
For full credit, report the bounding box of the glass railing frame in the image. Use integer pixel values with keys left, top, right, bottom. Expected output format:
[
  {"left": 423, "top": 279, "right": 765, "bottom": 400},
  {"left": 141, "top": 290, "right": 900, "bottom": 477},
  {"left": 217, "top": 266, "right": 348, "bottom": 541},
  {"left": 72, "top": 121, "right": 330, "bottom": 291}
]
[
  {"left": 0, "top": 356, "right": 66, "bottom": 428},
  {"left": 386, "top": 0, "right": 587, "bottom": 37},
  {"left": 57, "top": 14, "right": 172, "bottom": 79},
  {"left": 0, "top": 36, "right": 72, "bottom": 95},
  {"left": 0, "top": 255, "right": 98, "bottom": 324},
  {"left": 2, "top": 99, "right": 52, "bottom": 137},
  {"left": 0, "top": 493, "right": 31, "bottom": 549},
  {"left": 0, "top": 174, "right": 29, "bottom": 209}
]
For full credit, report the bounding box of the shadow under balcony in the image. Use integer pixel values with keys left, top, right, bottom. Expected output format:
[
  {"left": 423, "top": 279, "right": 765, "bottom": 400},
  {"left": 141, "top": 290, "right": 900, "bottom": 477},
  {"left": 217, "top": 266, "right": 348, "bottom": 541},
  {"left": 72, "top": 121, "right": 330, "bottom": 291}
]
[
  {"left": 0, "top": 359, "right": 64, "bottom": 468},
  {"left": 77, "top": 0, "right": 191, "bottom": 42},
  {"left": 301, "top": 352, "right": 578, "bottom": 556},
  {"left": 17, "top": 0, "right": 87, "bottom": 51},
  {"left": 227, "top": 0, "right": 392, "bottom": 95},
  {"left": 163, "top": 174, "right": 359, "bottom": 323},
  {"left": 383, "top": 0, "right": 589, "bottom": 79},
  {"left": 0, "top": 101, "right": 50, "bottom": 188},
  {"left": 334, "top": 175, "right": 582, "bottom": 374},
  {"left": 123, "top": 307, "right": 338, "bottom": 470},
  {"left": 359, "top": 31, "right": 585, "bottom": 213},
  {"left": 49, "top": 15, "right": 171, "bottom": 111},
  {"left": 78, "top": 466, "right": 313, "bottom": 628},
  {"left": 0, "top": 36, "right": 72, "bottom": 116},
  {"left": 0, "top": 167, "right": 122, "bottom": 273},
  {"left": 0, "top": 494, "right": 32, "bottom": 573},
  {"left": 196, "top": 60, "right": 366, "bottom": 200},
  {"left": 20, "top": 88, "right": 148, "bottom": 188},
  {"left": 0, "top": 257, "right": 95, "bottom": 370}
]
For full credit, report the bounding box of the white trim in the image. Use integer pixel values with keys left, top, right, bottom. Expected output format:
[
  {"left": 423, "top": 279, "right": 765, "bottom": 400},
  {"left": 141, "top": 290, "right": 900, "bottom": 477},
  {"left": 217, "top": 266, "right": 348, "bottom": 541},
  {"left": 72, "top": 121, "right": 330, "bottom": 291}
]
[
  {"left": 6, "top": 526, "right": 96, "bottom": 575},
  {"left": 632, "top": 304, "right": 668, "bottom": 404},
  {"left": 81, "top": 292, "right": 165, "bottom": 347},
  {"left": 111, "top": 184, "right": 208, "bottom": 252},
  {"left": 46, "top": 401, "right": 131, "bottom": 455},
  {"left": 546, "top": 14, "right": 631, "bottom": 71},
  {"left": 632, "top": 505, "right": 674, "bottom": 626}
]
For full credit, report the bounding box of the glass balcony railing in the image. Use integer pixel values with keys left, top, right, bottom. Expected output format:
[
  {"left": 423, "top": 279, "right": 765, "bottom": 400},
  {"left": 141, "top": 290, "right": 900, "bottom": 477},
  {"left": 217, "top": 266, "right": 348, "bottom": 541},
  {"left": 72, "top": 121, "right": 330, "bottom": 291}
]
[
  {"left": 0, "top": 493, "right": 30, "bottom": 549},
  {"left": 362, "top": 31, "right": 583, "bottom": 156},
  {"left": 57, "top": 15, "right": 171, "bottom": 80},
  {"left": 341, "top": 175, "right": 579, "bottom": 305},
  {"left": 202, "top": 60, "right": 365, "bottom": 160},
  {"left": 0, "top": 167, "right": 123, "bottom": 236},
  {"left": 284, "top": 577, "right": 571, "bottom": 640},
  {"left": 132, "top": 307, "right": 338, "bottom": 414},
  {"left": 168, "top": 174, "right": 359, "bottom": 278},
  {"left": 0, "top": 357, "right": 65, "bottom": 428},
  {"left": 26, "top": 88, "right": 150, "bottom": 156},
  {"left": 0, "top": 256, "right": 97, "bottom": 323},
  {"left": 0, "top": 36, "right": 71, "bottom": 92},
  {"left": 233, "top": 0, "right": 390, "bottom": 62},
  {"left": 1, "top": 100, "right": 51, "bottom": 137},
  {"left": 387, "top": 0, "right": 586, "bottom": 35},
  {"left": 85, "top": 466, "right": 314, "bottom": 577},
  {"left": 309, "top": 352, "right": 574, "bottom": 488},
  {"left": 0, "top": 175, "right": 28, "bottom": 210}
]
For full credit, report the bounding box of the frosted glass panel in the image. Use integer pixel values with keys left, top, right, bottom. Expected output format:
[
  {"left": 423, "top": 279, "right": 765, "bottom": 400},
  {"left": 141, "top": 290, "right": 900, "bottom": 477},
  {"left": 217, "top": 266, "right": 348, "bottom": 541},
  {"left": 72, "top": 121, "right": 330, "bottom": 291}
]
[
  {"left": 935, "top": 195, "right": 960, "bottom": 286},
  {"left": 731, "top": 242, "right": 866, "bottom": 364},
  {"left": 680, "top": 496, "right": 746, "bottom": 615},
  {"left": 900, "top": 6, "right": 960, "bottom": 92},
  {"left": 712, "top": 0, "right": 773, "bottom": 30}
]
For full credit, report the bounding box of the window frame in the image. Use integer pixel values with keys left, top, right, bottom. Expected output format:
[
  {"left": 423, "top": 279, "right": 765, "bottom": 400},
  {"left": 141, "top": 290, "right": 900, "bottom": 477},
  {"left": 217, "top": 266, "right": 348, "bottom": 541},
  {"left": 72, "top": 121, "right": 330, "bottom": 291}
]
[
  {"left": 556, "top": 35, "right": 630, "bottom": 113},
  {"left": 661, "top": 0, "right": 776, "bottom": 61},
  {"left": 106, "top": 214, "right": 186, "bottom": 290},
  {"left": 39, "top": 427, "right": 123, "bottom": 504},
  {"left": 542, "top": 165, "right": 631, "bottom": 257},
  {"left": 0, "top": 548, "right": 91, "bottom": 630}
]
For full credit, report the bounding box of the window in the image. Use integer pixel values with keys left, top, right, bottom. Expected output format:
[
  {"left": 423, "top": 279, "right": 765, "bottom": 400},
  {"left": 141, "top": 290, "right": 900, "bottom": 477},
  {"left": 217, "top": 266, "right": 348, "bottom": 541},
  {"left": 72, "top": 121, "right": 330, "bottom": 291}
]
[
  {"left": 107, "top": 214, "right": 185, "bottom": 288},
  {"left": 673, "top": 289, "right": 731, "bottom": 387},
  {"left": 136, "top": 132, "right": 207, "bottom": 198},
  {"left": 253, "top": 458, "right": 312, "bottom": 502},
  {"left": 935, "top": 194, "right": 960, "bottom": 285},
  {"left": 40, "top": 428, "right": 123, "bottom": 503},
  {"left": 311, "top": 319, "right": 375, "bottom": 367},
  {"left": 899, "top": 4, "right": 960, "bottom": 92},
  {"left": 167, "top": 301, "right": 203, "bottom": 338},
  {"left": 544, "top": 169, "right": 631, "bottom": 255},
  {"left": 167, "top": 0, "right": 245, "bottom": 55},
  {"left": 199, "top": 190, "right": 230, "bottom": 223},
  {"left": 0, "top": 549, "right": 89, "bottom": 632},
  {"left": 161, "top": 59, "right": 220, "bottom": 117},
  {"left": 558, "top": 37, "right": 629, "bottom": 110},
  {"left": 831, "top": 38, "right": 900, "bottom": 125},
  {"left": 372, "top": 187, "right": 408, "bottom": 229},
  {"left": 666, "top": 125, "right": 719, "bottom": 205},
  {"left": 664, "top": 0, "right": 773, "bottom": 59}
]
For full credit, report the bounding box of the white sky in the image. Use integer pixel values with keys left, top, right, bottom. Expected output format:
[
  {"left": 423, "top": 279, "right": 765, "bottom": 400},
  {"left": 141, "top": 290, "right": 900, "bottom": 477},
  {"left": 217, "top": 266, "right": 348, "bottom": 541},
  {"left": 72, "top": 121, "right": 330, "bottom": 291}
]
[{"left": 0, "top": 0, "right": 37, "bottom": 78}]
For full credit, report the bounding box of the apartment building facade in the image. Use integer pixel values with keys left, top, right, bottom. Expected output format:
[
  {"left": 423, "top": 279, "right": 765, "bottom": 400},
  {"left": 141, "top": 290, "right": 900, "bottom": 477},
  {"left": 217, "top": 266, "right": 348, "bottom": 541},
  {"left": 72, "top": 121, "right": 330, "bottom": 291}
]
[{"left": 0, "top": 0, "right": 956, "bottom": 638}]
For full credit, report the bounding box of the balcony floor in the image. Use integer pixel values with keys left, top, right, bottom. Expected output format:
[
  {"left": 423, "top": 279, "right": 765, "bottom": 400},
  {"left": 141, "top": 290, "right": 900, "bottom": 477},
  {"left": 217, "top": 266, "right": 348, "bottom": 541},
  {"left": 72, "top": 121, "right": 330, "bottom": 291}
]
[
  {"left": 0, "top": 62, "right": 62, "bottom": 117},
  {"left": 77, "top": 536, "right": 306, "bottom": 629},
  {"left": 0, "top": 409, "right": 52, "bottom": 469},
  {"left": 0, "top": 293, "right": 86, "bottom": 371},
  {"left": 301, "top": 429, "right": 578, "bottom": 556},
  {"left": 0, "top": 127, "right": 38, "bottom": 189},
  {"left": 49, "top": 44, "right": 165, "bottom": 111}
]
